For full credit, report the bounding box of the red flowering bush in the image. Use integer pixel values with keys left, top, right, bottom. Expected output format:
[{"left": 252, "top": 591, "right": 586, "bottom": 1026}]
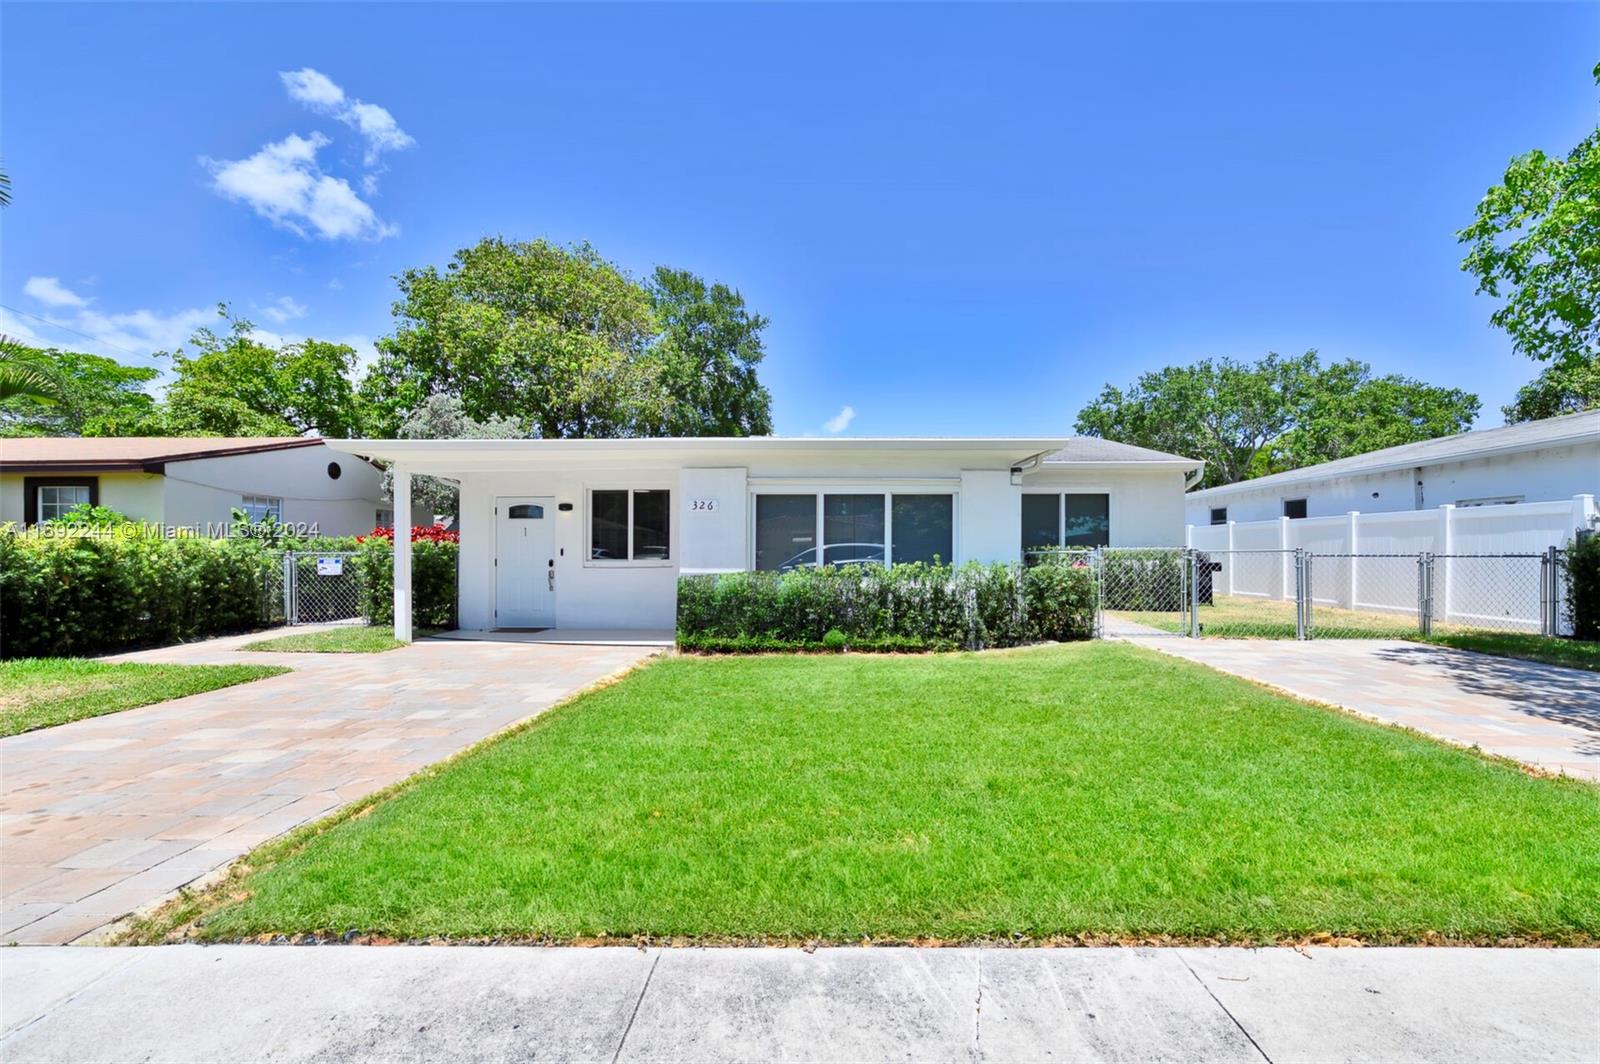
[{"left": 357, "top": 524, "right": 459, "bottom": 544}]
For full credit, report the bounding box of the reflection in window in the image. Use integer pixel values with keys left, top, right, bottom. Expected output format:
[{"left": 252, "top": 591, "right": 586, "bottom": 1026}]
[
  {"left": 823, "top": 494, "right": 885, "bottom": 566},
  {"left": 591, "top": 489, "right": 671, "bottom": 561},
  {"left": 591, "top": 490, "right": 629, "bottom": 559},
  {"left": 1021, "top": 494, "right": 1060, "bottom": 553},
  {"left": 756, "top": 494, "right": 816, "bottom": 571},
  {"left": 1063, "top": 494, "right": 1109, "bottom": 547},
  {"left": 37, "top": 485, "right": 93, "bottom": 523},
  {"left": 633, "top": 490, "right": 670, "bottom": 560},
  {"left": 891, "top": 495, "right": 952, "bottom": 566},
  {"left": 507, "top": 504, "right": 545, "bottom": 519}
]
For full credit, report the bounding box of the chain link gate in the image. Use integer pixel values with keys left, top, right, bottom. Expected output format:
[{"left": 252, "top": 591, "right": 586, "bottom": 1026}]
[{"left": 277, "top": 551, "right": 365, "bottom": 625}]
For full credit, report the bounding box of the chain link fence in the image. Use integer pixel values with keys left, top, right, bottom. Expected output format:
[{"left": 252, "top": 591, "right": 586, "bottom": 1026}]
[{"left": 269, "top": 551, "right": 366, "bottom": 626}]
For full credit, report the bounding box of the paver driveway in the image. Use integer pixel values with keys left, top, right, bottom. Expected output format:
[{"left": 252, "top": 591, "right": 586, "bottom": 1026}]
[
  {"left": 1, "top": 631, "right": 660, "bottom": 945},
  {"left": 1106, "top": 617, "right": 1600, "bottom": 780}
]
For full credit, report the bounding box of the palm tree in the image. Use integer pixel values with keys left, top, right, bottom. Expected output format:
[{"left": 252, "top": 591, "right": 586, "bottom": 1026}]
[
  {"left": 0, "top": 336, "right": 66, "bottom": 404},
  {"left": 0, "top": 162, "right": 10, "bottom": 208}
]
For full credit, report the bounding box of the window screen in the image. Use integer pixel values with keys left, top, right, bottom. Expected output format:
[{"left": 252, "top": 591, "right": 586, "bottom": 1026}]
[
  {"left": 591, "top": 490, "right": 629, "bottom": 559},
  {"left": 1062, "top": 494, "right": 1109, "bottom": 547},
  {"left": 823, "top": 494, "right": 885, "bottom": 566},
  {"left": 891, "top": 495, "right": 952, "bottom": 566},
  {"left": 756, "top": 495, "right": 816, "bottom": 571},
  {"left": 1021, "top": 494, "right": 1060, "bottom": 553}
]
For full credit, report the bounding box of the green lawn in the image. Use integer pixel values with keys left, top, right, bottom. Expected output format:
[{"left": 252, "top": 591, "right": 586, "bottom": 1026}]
[
  {"left": 145, "top": 643, "right": 1600, "bottom": 945},
  {"left": 0, "top": 659, "right": 289, "bottom": 737},
  {"left": 242, "top": 626, "right": 434, "bottom": 653},
  {"left": 1406, "top": 632, "right": 1600, "bottom": 673}
]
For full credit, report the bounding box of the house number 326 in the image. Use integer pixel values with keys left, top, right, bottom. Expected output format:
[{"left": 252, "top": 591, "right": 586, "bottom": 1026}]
[{"left": 690, "top": 499, "right": 719, "bottom": 512}]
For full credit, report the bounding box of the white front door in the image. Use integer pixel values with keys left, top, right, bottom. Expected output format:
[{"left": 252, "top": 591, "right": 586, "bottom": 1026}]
[{"left": 495, "top": 496, "right": 556, "bottom": 628}]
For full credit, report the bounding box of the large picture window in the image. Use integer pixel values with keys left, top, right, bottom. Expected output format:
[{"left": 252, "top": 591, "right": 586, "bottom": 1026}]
[
  {"left": 590, "top": 489, "right": 671, "bottom": 562},
  {"left": 755, "top": 492, "right": 954, "bottom": 570},
  {"left": 1021, "top": 492, "right": 1110, "bottom": 553}
]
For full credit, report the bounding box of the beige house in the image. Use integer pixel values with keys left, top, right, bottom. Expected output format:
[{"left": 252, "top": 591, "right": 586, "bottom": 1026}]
[{"left": 0, "top": 437, "right": 387, "bottom": 536}]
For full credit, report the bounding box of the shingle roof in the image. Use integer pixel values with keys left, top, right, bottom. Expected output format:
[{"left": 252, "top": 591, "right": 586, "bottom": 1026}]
[
  {"left": 1191, "top": 410, "right": 1600, "bottom": 499},
  {"left": 0, "top": 436, "right": 323, "bottom": 472},
  {"left": 1042, "top": 437, "right": 1201, "bottom": 465}
]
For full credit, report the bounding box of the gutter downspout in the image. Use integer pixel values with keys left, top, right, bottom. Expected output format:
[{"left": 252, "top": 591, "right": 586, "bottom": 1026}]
[{"left": 1009, "top": 451, "right": 1050, "bottom": 485}]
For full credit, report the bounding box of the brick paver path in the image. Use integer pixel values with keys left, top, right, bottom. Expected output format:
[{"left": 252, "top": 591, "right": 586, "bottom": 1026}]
[
  {"left": 1, "top": 630, "right": 660, "bottom": 945},
  {"left": 1106, "top": 617, "right": 1600, "bottom": 781}
]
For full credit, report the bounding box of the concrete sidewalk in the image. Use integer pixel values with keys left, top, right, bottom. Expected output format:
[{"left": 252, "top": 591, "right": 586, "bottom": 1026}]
[{"left": 2, "top": 945, "right": 1595, "bottom": 1062}]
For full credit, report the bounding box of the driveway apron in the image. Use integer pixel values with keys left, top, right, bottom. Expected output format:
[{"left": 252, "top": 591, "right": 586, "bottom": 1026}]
[{"left": 1, "top": 632, "right": 659, "bottom": 945}]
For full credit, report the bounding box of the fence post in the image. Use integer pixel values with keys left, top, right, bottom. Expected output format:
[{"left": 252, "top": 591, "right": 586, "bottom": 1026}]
[
  {"left": 1294, "top": 549, "right": 1307, "bottom": 640},
  {"left": 1225, "top": 520, "right": 1236, "bottom": 597},
  {"left": 1435, "top": 504, "right": 1454, "bottom": 624},
  {"left": 1278, "top": 516, "right": 1292, "bottom": 601},
  {"left": 1346, "top": 510, "right": 1360, "bottom": 610},
  {"left": 282, "top": 551, "right": 295, "bottom": 626},
  {"left": 1417, "top": 552, "right": 1434, "bottom": 636},
  {"left": 1188, "top": 551, "right": 1201, "bottom": 638}
]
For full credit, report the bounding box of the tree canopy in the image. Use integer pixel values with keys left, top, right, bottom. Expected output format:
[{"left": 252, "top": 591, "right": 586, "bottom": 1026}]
[
  {"left": 1074, "top": 352, "right": 1479, "bottom": 489},
  {"left": 360, "top": 238, "right": 772, "bottom": 438},
  {"left": 0, "top": 344, "right": 158, "bottom": 436},
  {"left": 1503, "top": 352, "right": 1600, "bottom": 424}
]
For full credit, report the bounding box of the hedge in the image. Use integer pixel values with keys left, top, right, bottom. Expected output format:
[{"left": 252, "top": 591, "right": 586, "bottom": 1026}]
[
  {"left": 0, "top": 529, "right": 459, "bottom": 658},
  {"left": 0, "top": 532, "right": 283, "bottom": 658},
  {"left": 676, "top": 559, "right": 1097, "bottom": 652},
  {"left": 1566, "top": 532, "right": 1600, "bottom": 641}
]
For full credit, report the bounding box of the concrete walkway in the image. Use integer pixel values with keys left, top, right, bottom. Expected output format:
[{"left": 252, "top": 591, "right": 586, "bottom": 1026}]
[
  {"left": 1, "top": 630, "right": 660, "bottom": 945},
  {"left": 1106, "top": 618, "right": 1600, "bottom": 781},
  {"left": 2, "top": 945, "right": 1594, "bottom": 1062}
]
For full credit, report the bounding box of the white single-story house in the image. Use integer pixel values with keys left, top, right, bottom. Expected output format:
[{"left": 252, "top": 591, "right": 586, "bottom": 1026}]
[
  {"left": 0, "top": 436, "right": 388, "bottom": 536},
  {"left": 1184, "top": 410, "right": 1600, "bottom": 527},
  {"left": 326, "top": 436, "right": 1203, "bottom": 638}
]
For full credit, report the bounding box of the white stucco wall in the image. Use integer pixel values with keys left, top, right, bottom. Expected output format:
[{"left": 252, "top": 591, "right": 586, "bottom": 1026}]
[
  {"left": 162, "top": 446, "right": 386, "bottom": 536},
  {"left": 449, "top": 453, "right": 1193, "bottom": 632},
  {"left": 1185, "top": 441, "right": 1600, "bottom": 526}
]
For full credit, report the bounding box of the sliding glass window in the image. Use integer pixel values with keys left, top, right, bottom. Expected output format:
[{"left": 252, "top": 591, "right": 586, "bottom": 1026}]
[
  {"left": 891, "top": 495, "right": 953, "bottom": 566},
  {"left": 755, "top": 494, "right": 817, "bottom": 571},
  {"left": 1062, "top": 494, "right": 1110, "bottom": 547},
  {"left": 823, "top": 494, "right": 885, "bottom": 566}
]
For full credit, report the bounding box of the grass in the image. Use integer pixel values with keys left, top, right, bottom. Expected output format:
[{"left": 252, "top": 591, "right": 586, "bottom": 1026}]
[
  {"left": 241, "top": 625, "right": 436, "bottom": 653},
  {"left": 143, "top": 643, "right": 1600, "bottom": 945},
  {"left": 1406, "top": 632, "right": 1600, "bottom": 673},
  {"left": 0, "top": 659, "right": 290, "bottom": 737}
]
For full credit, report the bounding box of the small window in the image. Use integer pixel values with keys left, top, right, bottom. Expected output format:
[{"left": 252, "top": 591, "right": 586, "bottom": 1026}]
[
  {"left": 1283, "top": 498, "right": 1307, "bottom": 520},
  {"left": 1210, "top": 507, "right": 1228, "bottom": 526},
  {"left": 376, "top": 508, "right": 394, "bottom": 527},
  {"left": 507, "top": 504, "right": 545, "bottom": 519},
  {"left": 1456, "top": 496, "right": 1524, "bottom": 508},
  {"left": 37, "top": 484, "right": 93, "bottom": 523},
  {"left": 590, "top": 489, "right": 670, "bottom": 562},
  {"left": 240, "top": 495, "right": 282, "bottom": 523}
]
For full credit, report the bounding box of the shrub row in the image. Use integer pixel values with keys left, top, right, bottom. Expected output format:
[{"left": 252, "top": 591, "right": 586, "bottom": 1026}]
[
  {"left": 1566, "top": 532, "right": 1600, "bottom": 641},
  {"left": 676, "top": 559, "right": 1097, "bottom": 652},
  {"left": 0, "top": 529, "right": 459, "bottom": 658}
]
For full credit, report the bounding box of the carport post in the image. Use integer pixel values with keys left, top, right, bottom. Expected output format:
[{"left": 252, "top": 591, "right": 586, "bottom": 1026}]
[{"left": 393, "top": 466, "right": 413, "bottom": 643}]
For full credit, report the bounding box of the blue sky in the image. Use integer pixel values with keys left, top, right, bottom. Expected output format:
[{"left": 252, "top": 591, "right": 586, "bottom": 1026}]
[{"left": 2, "top": 2, "right": 1595, "bottom": 436}]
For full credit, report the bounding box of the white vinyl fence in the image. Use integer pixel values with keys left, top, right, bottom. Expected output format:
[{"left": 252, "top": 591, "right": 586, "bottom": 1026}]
[{"left": 1187, "top": 495, "right": 1596, "bottom": 634}]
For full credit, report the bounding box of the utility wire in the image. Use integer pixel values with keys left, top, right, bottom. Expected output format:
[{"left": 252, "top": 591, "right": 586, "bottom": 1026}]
[{"left": 0, "top": 302, "right": 155, "bottom": 361}]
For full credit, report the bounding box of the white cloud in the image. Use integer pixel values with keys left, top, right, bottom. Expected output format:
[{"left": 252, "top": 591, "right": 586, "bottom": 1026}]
[
  {"left": 279, "top": 67, "right": 414, "bottom": 166},
  {"left": 23, "top": 276, "right": 90, "bottom": 308},
  {"left": 261, "top": 295, "right": 308, "bottom": 324},
  {"left": 0, "top": 301, "right": 213, "bottom": 380},
  {"left": 823, "top": 405, "right": 856, "bottom": 433},
  {"left": 204, "top": 132, "right": 396, "bottom": 241}
]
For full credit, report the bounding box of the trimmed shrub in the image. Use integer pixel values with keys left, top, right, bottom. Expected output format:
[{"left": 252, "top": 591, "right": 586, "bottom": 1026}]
[
  {"left": 676, "top": 559, "right": 1096, "bottom": 653},
  {"left": 0, "top": 530, "right": 281, "bottom": 658},
  {"left": 352, "top": 537, "right": 459, "bottom": 630},
  {"left": 1565, "top": 532, "right": 1600, "bottom": 641}
]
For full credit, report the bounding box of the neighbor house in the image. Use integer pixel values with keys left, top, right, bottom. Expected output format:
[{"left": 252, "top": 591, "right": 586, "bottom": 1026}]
[
  {"left": 1185, "top": 410, "right": 1600, "bottom": 527},
  {"left": 325, "top": 435, "right": 1203, "bottom": 637},
  {"left": 0, "top": 437, "right": 388, "bottom": 536}
]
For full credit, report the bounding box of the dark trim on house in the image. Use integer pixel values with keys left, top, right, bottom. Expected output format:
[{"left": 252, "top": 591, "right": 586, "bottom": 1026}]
[
  {"left": 1, "top": 438, "right": 326, "bottom": 474},
  {"left": 23, "top": 476, "right": 100, "bottom": 525}
]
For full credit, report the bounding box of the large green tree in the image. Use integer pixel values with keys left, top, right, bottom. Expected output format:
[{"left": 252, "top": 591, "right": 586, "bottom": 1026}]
[
  {"left": 1459, "top": 61, "right": 1599, "bottom": 420},
  {"left": 0, "top": 337, "right": 68, "bottom": 409},
  {"left": 137, "top": 309, "right": 366, "bottom": 437},
  {"left": 0, "top": 344, "right": 159, "bottom": 436},
  {"left": 1503, "top": 352, "right": 1600, "bottom": 423},
  {"left": 1075, "top": 352, "right": 1479, "bottom": 489},
  {"left": 361, "top": 237, "right": 773, "bottom": 438}
]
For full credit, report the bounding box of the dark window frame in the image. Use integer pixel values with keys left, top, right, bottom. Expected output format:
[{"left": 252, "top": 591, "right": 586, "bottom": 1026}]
[
  {"left": 587, "top": 488, "right": 671, "bottom": 565},
  {"left": 23, "top": 476, "right": 99, "bottom": 526},
  {"left": 1209, "top": 507, "right": 1228, "bottom": 526},
  {"left": 1283, "top": 498, "right": 1308, "bottom": 520}
]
